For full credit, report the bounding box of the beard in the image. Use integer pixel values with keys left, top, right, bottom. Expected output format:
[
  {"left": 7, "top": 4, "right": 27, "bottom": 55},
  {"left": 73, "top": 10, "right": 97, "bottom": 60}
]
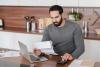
[{"left": 53, "top": 18, "right": 63, "bottom": 27}]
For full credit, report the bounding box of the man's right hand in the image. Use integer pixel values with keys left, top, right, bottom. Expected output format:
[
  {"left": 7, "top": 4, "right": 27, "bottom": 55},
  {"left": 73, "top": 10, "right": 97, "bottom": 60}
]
[{"left": 33, "top": 48, "right": 42, "bottom": 56}]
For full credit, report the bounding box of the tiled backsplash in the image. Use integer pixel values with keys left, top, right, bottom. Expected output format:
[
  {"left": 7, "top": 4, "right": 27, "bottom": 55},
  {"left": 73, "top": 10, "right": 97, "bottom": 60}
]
[
  {"left": 37, "top": 7, "right": 100, "bottom": 34},
  {"left": 63, "top": 7, "right": 100, "bottom": 34}
]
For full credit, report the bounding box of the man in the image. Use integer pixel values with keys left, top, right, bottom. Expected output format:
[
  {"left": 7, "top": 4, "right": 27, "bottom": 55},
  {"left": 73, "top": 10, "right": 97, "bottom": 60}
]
[{"left": 34, "top": 5, "right": 84, "bottom": 61}]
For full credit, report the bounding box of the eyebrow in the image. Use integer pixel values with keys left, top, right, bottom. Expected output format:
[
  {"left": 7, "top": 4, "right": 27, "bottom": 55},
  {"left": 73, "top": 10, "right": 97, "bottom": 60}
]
[{"left": 51, "top": 16, "right": 59, "bottom": 18}]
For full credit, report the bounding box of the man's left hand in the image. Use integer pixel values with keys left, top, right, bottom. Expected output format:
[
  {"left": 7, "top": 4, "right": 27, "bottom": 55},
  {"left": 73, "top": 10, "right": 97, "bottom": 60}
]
[{"left": 61, "top": 53, "right": 73, "bottom": 61}]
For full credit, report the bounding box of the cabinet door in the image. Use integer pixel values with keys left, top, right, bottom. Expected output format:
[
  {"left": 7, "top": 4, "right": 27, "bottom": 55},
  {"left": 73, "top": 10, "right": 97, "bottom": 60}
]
[
  {"left": 0, "top": 0, "right": 19, "bottom": 6},
  {"left": 18, "top": 0, "right": 56, "bottom": 6},
  {"left": 0, "top": 0, "right": 56, "bottom": 6},
  {"left": 79, "top": 39, "right": 100, "bottom": 62},
  {"left": 57, "top": 0, "right": 78, "bottom": 7},
  {"left": 0, "top": 31, "right": 15, "bottom": 49},
  {"left": 12, "top": 32, "right": 42, "bottom": 51},
  {"left": 0, "top": 31, "right": 42, "bottom": 51},
  {"left": 79, "top": 0, "right": 100, "bottom": 7}
]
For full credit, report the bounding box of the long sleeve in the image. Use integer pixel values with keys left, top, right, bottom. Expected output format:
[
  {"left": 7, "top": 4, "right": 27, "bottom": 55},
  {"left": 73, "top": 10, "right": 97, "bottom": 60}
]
[
  {"left": 71, "top": 25, "right": 85, "bottom": 59},
  {"left": 42, "top": 27, "right": 51, "bottom": 41}
]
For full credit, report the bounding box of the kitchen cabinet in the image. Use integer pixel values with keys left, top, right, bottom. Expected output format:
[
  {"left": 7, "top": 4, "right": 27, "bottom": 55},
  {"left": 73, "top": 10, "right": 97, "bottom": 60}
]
[
  {"left": 13, "top": 32, "right": 42, "bottom": 51},
  {"left": 79, "top": 0, "right": 100, "bottom": 7},
  {"left": 0, "top": 0, "right": 19, "bottom": 6},
  {"left": 18, "top": 0, "right": 56, "bottom": 6},
  {"left": 79, "top": 39, "right": 100, "bottom": 62},
  {"left": 0, "top": 0, "right": 56, "bottom": 6},
  {"left": 0, "top": 31, "right": 42, "bottom": 52},
  {"left": 0, "top": 0, "right": 100, "bottom": 7},
  {"left": 57, "top": 0, "right": 78, "bottom": 7},
  {"left": 0, "top": 31, "right": 14, "bottom": 49},
  {"left": 57, "top": 0, "right": 100, "bottom": 7}
]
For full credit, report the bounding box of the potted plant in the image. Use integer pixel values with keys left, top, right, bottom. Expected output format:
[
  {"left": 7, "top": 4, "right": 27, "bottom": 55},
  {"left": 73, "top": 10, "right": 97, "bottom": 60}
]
[{"left": 68, "top": 11, "right": 83, "bottom": 21}]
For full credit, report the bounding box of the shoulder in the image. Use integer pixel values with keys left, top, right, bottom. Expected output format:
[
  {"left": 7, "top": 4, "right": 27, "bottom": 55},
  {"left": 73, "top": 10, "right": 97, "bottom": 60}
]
[
  {"left": 48, "top": 24, "right": 54, "bottom": 28},
  {"left": 45, "top": 24, "right": 54, "bottom": 29},
  {"left": 65, "top": 21, "right": 82, "bottom": 33},
  {"left": 44, "top": 24, "right": 54, "bottom": 31},
  {"left": 66, "top": 20, "right": 81, "bottom": 29}
]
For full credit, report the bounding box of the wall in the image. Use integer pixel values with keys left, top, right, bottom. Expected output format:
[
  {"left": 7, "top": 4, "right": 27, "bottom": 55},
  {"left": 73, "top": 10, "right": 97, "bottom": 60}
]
[
  {"left": 0, "top": 6, "right": 50, "bottom": 29},
  {"left": 0, "top": 6, "right": 100, "bottom": 33}
]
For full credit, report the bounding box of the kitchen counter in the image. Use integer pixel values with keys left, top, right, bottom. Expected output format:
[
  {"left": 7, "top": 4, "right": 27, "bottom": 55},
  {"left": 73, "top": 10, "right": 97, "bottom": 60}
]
[
  {"left": 84, "top": 33, "right": 100, "bottom": 40},
  {"left": 0, "top": 27, "right": 42, "bottom": 35},
  {"left": 1, "top": 27, "right": 100, "bottom": 40}
]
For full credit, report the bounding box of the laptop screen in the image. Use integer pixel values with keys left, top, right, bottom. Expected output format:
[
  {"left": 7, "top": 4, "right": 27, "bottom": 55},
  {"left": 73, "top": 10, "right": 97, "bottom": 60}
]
[{"left": 18, "top": 41, "right": 38, "bottom": 63}]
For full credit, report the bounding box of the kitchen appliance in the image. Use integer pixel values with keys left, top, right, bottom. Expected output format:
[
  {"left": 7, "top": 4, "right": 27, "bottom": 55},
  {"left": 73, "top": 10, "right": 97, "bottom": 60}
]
[{"left": 0, "top": 19, "right": 4, "bottom": 30}]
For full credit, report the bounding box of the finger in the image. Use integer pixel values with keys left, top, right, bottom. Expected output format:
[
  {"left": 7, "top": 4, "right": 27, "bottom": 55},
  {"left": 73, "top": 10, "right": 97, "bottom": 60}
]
[
  {"left": 34, "top": 48, "right": 41, "bottom": 52},
  {"left": 33, "top": 48, "right": 37, "bottom": 51},
  {"left": 61, "top": 55, "right": 68, "bottom": 61},
  {"left": 65, "top": 56, "right": 69, "bottom": 61},
  {"left": 61, "top": 56, "right": 64, "bottom": 61},
  {"left": 34, "top": 48, "right": 39, "bottom": 50},
  {"left": 68, "top": 55, "right": 73, "bottom": 60},
  {"left": 64, "top": 54, "right": 71, "bottom": 61}
]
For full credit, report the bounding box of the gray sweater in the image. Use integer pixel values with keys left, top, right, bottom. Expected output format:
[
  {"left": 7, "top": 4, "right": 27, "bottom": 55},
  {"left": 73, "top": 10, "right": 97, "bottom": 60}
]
[{"left": 42, "top": 20, "right": 84, "bottom": 59}]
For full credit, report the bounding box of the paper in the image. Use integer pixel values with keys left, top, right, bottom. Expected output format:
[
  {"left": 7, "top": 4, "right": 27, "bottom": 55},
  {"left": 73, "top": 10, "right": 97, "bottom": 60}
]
[
  {"left": 33, "top": 41, "right": 57, "bottom": 55},
  {"left": 34, "top": 41, "right": 52, "bottom": 49},
  {"left": 0, "top": 51, "right": 20, "bottom": 58},
  {"left": 41, "top": 48, "right": 57, "bottom": 55}
]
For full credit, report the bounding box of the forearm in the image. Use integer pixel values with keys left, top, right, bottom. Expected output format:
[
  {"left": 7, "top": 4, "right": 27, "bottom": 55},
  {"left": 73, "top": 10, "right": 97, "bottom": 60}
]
[
  {"left": 71, "top": 44, "right": 84, "bottom": 59},
  {"left": 72, "top": 24, "right": 85, "bottom": 59}
]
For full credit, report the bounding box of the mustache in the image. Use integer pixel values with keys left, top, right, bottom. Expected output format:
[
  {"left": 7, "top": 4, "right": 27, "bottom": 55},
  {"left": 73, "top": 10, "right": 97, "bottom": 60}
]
[
  {"left": 53, "top": 22, "right": 58, "bottom": 24},
  {"left": 53, "top": 22, "right": 61, "bottom": 27}
]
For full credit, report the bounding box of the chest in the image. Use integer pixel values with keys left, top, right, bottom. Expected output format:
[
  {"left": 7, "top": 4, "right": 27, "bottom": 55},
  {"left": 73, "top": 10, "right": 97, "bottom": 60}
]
[{"left": 49, "top": 27, "right": 74, "bottom": 42}]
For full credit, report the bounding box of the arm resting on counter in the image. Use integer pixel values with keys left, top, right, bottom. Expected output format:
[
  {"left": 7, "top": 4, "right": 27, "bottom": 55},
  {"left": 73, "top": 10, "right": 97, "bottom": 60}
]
[{"left": 71, "top": 25, "right": 85, "bottom": 59}]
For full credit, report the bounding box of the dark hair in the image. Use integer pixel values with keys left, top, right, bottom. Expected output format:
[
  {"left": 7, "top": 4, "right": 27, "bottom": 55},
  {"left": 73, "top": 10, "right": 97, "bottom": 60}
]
[{"left": 49, "top": 5, "right": 63, "bottom": 14}]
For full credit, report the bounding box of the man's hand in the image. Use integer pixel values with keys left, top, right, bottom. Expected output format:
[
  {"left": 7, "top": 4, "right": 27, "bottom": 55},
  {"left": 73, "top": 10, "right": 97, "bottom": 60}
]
[
  {"left": 33, "top": 48, "right": 42, "bottom": 56},
  {"left": 61, "top": 53, "right": 73, "bottom": 61}
]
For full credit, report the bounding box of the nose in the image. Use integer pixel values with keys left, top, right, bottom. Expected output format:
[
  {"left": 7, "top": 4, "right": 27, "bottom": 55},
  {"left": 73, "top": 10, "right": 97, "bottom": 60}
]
[{"left": 52, "top": 18, "right": 56, "bottom": 22}]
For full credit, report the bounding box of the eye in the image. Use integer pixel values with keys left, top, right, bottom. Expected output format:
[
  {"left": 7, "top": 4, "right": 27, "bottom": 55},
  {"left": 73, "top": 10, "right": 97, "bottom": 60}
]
[
  {"left": 50, "top": 15, "right": 60, "bottom": 19},
  {"left": 55, "top": 16, "right": 59, "bottom": 18},
  {"left": 51, "top": 17, "right": 53, "bottom": 19}
]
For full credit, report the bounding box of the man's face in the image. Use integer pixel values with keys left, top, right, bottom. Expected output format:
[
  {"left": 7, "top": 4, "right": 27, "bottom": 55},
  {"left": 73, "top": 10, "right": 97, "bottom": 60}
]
[{"left": 50, "top": 11, "right": 62, "bottom": 27}]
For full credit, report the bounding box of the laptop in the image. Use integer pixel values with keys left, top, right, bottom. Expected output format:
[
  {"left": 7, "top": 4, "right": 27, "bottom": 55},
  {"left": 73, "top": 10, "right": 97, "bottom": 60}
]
[{"left": 18, "top": 41, "right": 48, "bottom": 63}]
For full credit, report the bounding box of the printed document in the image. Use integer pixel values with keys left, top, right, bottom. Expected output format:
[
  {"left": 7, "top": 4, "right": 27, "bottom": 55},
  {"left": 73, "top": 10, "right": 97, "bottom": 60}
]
[{"left": 33, "top": 41, "right": 57, "bottom": 55}]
